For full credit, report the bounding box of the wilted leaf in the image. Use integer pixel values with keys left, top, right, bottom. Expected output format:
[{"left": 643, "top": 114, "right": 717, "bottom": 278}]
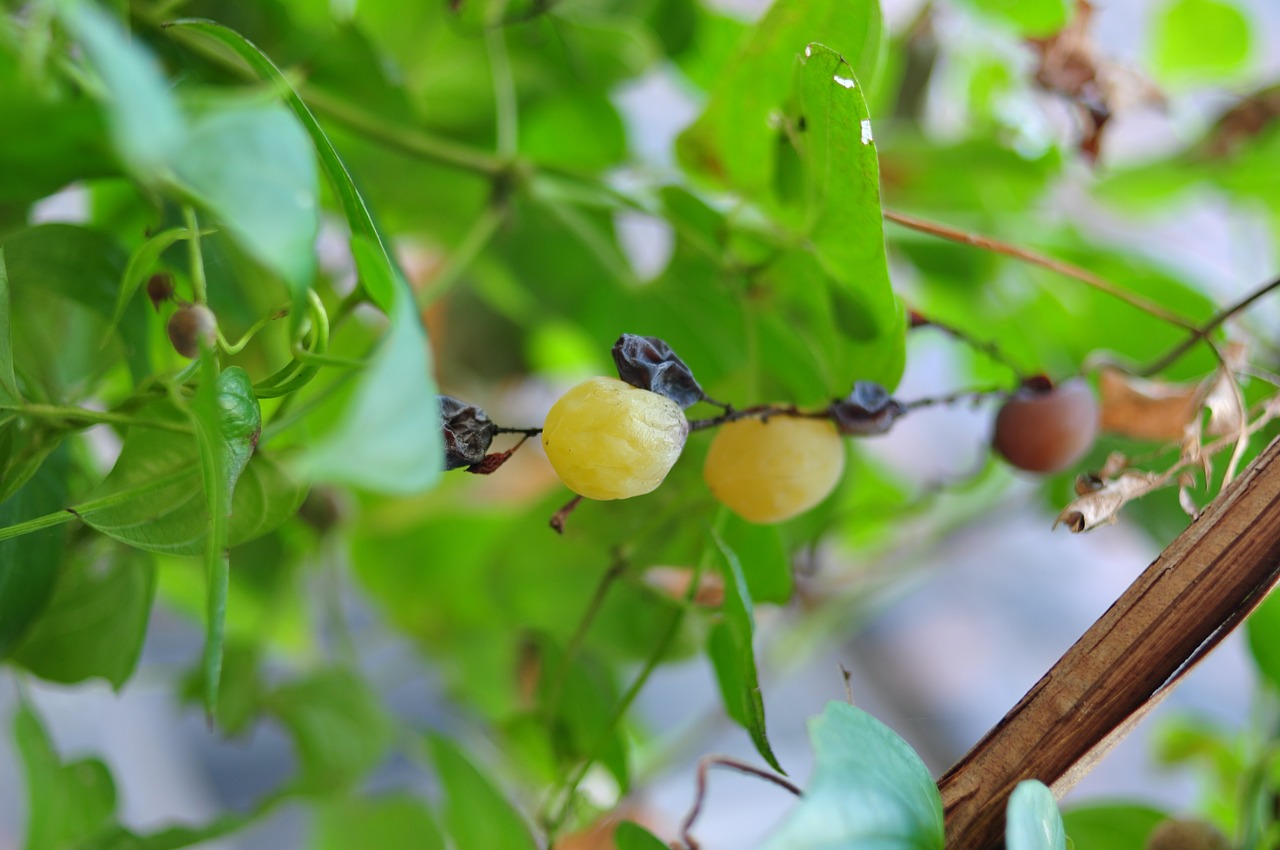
[
  {"left": 1201, "top": 369, "right": 1245, "bottom": 438},
  {"left": 1098, "top": 367, "right": 1201, "bottom": 441},
  {"left": 1054, "top": 470, "right": 1164, "bottom": 532}
]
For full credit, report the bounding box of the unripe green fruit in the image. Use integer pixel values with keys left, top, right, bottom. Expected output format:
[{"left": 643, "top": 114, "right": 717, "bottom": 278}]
[
  {"left": 167, "top": 304, "right": 218, "bottom": 359},
  {"left": 542, "top": 376, "right": 688, "bottom": 500},
  {"left": 992, "top": 379, "right": 1099, "bottom": 473},
  {"left": 1145, "top": 818, "right": 1229, "bottom": 850},
  {"left": 703, "top": 416, "right": 844, "bottom": 524}
]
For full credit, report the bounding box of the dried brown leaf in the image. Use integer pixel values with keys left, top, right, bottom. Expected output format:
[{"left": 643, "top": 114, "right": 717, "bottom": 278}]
[
  {"left": 1099, "top": 368, "right": 1202, "bottom": 441},
  {"left": 1054, "top": 471, "right": 1164, "bottom": 532}
]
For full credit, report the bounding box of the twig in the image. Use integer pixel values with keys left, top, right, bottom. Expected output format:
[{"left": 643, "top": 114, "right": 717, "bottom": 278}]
[
  {"left": 902, "top": 387, "right": 1008, "bottom": 411},
  {"left": 908, "top": 311, "right": 1026, "bottom": 377},
  {"left": 678, "top": 756, "right": 802, "bottom": 850},
  {"left": 883, "top": 209, "right": 1201, "bottom": 333},
  {"left": 687, "top": 404, "right": 828, "bottom": 432},
  {"left": 549, "top": 495, "right": 583, "bottom": 534},
  {"left": 1140, "top": 274, "right": 1280, "bottom": 377}
]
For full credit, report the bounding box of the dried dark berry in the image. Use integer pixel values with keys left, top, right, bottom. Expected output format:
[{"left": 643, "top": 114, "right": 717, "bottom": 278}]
[
  {"left": 611, "top": 334, "right": 706, "bottom": 409},
  {"left": 146, "top": 273, "right": 175, "bottom": 311},
  {"left": 167, "top": 304, "right": 218, "bottom": 359},
  {"left": 830, "top": 381, "right": 905, "bottom": 436},
  {"left": 440, "top": 395, "right": 498, "bottom": 470}
]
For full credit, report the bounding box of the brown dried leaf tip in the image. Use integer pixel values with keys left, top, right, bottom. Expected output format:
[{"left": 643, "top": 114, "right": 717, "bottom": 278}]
[
  {"left": 1055, "top": 469, "right": 1163, "bottom": 532},
  {"left": 1098, "top": 367, "right": 1201, "bottom": 442},
  {"left": 612, "top": 333, "right": 707, "bottom": 409},
  {"left": 439, "top": 395, "right": 497, "bottom": 470}
]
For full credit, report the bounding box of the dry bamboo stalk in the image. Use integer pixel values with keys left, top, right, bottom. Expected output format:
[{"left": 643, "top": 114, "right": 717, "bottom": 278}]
[{"left": 938, "top": 437, "right": 1280, "bottom": 848}]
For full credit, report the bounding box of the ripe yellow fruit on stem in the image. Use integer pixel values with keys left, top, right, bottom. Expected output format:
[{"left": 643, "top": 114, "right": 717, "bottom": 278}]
[
  {"left": 542, "top": 376, "right": 689, "bottom": 500},
  {"left": 703, "top": 416, "right": 845, "bottom": 524}
]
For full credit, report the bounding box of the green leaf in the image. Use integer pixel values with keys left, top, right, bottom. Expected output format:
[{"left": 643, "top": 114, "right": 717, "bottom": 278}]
[
  {"left": 170, "top": 18, "right": 400, "bottom": 311},
  {"left": 677, "top": 0, "right": 884, "bottom": 199},
  {"left": 15, "top": 701, "right": 117, "bottom": 850},
  {"left": 427, "top": 734, "right": 539, "bottom": 850},
  {"left": 179, "top": 641, "right": 265, "bottom": 737},
  {"left": 58, "top": 0, "right": 185, "bottom": 179},
  {"left": 719, "top": 496, "right": 793, "bottom": 604},
  {"left": 1246, "top": 589, "right": 1280, "bottom": 692},
  {"left": 1006, "top": 780, "right": 1067, "bottom": 850},
  {"left": 956, "top": 0, "right": 1073, "bottom": 37},
  {"left": 174, "top": 102, "right": 319, "bottom": 306},
  {"left": 11, "top": 545, "right": 155, "bottom": 690},
  {"left": 1061, "top": 803, "right": 1167, "bottom": 850},
  {"left": 760, "top": 701, "right": 944, "bottom": 850},
  {"left": 312, "top": 795, "right": 445, "bottom": 850},
  {"left": 270, "top": 668, "right": 393, "bottom": 794},
  {"left": 791, "top": 43, "right": 905, "bottom": 389},
  {"left": 0, "top": 249, "right": 18, "bottom": 404},
  {"left": 708, "top": 528, "right": 783, "bottom": 773},
  {"left": 614, "top": 822, "right": 669, "bottom": 850},
  {"left": 0, "top": 445, "right": 68, "bottom": 658},
  {"left": 104, "top": 227, "right": 189, "bottom": 345},
  {"left": 0, "top": 93, "right": 114, "bottom": 204},
  {"left": 187, "top": 361, "right": 260, "bottom": 715},
  {"left": 303, "top": 295, "right": 442, "bottom": 494},
  {"left": 1149, "top": 0, "right": 1253, "bottom": 85}
]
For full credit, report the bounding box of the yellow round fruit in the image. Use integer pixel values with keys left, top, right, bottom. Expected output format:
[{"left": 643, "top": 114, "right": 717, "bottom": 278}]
[
  {"left": 542, "top": 376, "right": 688, "bottom": 500},
  {"left": 703, "top": 415, "right": 845, "bottom": 524}
]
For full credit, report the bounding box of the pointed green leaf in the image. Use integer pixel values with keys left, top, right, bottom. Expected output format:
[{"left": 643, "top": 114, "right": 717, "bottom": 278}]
[
  {"left": 174, "top": 103, "right": 319, "bottom": 306},
  {"left": 313, "top": 795, "right": 445, "bottom": 850},
  {"left": 428, "top": 735, "right": 539, "bottom": 850},
  {"left": 0, "top": 249, "right": 18, "bottom": 404},
  {"left": 58, "top": 0, "right": 185, "bottom": 179},
  {"left": 677, "top": 0, "right": 884, "bottom": 199},
  {"left": 760, "top": 702, "right": 944, "bottom": 850},
  {"left": 614, "top": 822, "right": 669, "bottom": 850},
  {"left": 0, "top": 445, "right": 69, "bottom": 659},
  {"left": 1007, "top": 781, "right": 1067, "bottom": 850},
  {"left": 12, "top": 545, "right": 155, "bottom": 690},
  {"left": 708, "top": 528, "right": 783, "bottom": 773}
]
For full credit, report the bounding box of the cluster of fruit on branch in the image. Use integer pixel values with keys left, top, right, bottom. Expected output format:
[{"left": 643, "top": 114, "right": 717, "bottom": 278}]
[{"left": 436, "top": 332, "right": 1125, "bottom": 529}]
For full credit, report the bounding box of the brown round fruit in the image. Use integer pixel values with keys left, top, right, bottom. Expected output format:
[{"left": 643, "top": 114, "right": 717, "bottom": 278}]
[
  {"left": 167, "top": 304, "right": 218, "bottom": 359},
  {"left": 1146, "top": 819, "right": 1229, "bottom": 850},
  {"left": 992, "top": 378, "right": 1099, "bottom": 473}
]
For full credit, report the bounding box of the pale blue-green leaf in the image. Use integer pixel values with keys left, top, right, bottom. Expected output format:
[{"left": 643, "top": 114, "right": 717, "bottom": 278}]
[
  {"left": 174, "top": 103, "right": 318, "bottom": 306},
  {"left": 303, "top": 296, "right": 442, "bottom": 494},
  {"left": 58, "top": 0, "right": 184, "bottom": 178},
  {"left": 760, "top": 702, "right": 944, "bottom": 850},
  {"left": 1006, "top": 781, "right": 1067, "bottom": 850}
]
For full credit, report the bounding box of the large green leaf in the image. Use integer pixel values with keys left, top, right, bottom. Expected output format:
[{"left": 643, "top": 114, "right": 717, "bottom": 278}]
[
  {"left": 956, "top": 0, "right": 1073, "bottom": 36},
  {"left": 0, "top": 445, "right": 68, "bottom": 658},
  {"left": 790, "top": 43, "right": 904, "bottom": 389},
  {"left": 677, "top": 0, "right": 884, "bottom": 200},
  {"left": 312, "top": 795, "right": 445, "bottom": 850},
  {"left": 270, "top": 668, "right": 393, "bottom": 794},
  {"left": 303, "top": 293, "right": 442, "bottom": 494},
  {"left": 58, "top": 0, "right": 185, "bottom": 179},
  {"left": 1005, "top": 780, "right": 1066, "bottom": 850},
  {"left": 428, "top": 735, "right": 539, "bottom": 850},
  {"left": 0, "top": 92, "right": 114, "bottom": 204},
  {"left": 760, "top": 701, "right": 944, "bottom": 850},
  {"left": 1149, "top": 0, "right": 1254, "bottom": 85},
  {"left": 1061, "top": 803, "right": 1167, "bottom": 850},
  {"left": 15, "top": 701, "right": 117, "bottom": 850},
  {"left": 11, "top": 544, "right": 155, "bottom": 689},
  {"left": 708, "top": 529, "right": 783, "bottom": 772},
  {"left": 174, "top": 102, "right": 319, "bottom": 306}
]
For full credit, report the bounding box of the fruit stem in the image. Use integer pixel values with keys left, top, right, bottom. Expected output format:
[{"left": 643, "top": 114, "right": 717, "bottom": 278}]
[
  {"left": 908, "top": 310, "right": 1026, "bottom": 377},
  {"left": 688, "top": 403, "right": 829, "bottom": 432},
  {"left": 883, "top": 209, "right": 1202, "bottom": 333},
  {"left": 216, "top": 306, "right": 289, "bottom": 355},
  {"left": 183, "top": 206, "right": 208, "bottom": 306},
  {"left": 1139, "top": 274, "right": 1280, "bottom": 377}
]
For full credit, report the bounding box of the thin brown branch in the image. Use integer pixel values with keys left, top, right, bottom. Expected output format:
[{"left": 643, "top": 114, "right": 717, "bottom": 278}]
[
  {"left": 883, "top": 209, "right": 1201, "bottom": 333},
  {"left": 939, "top": 436, "right": 1280, "bottom": 848},
  {"left": 1140, "top": 274, "right": 1280, "bottom": 377},
  {"left": 549, "top": 494, "right": 583, "bottom": 534},
  {"left": 679, "top": 756, "right": 802, "bottom": 850}
]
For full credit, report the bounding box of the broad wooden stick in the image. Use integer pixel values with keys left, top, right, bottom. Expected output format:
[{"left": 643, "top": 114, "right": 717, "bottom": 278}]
[{"left": 938, "top": 437, "right": 1280, "bottom": 848}]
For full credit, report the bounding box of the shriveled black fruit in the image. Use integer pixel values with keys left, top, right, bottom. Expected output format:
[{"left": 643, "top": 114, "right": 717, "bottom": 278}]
[
  {"left": 992, "top": 377, "right": 1099, "bottom": 473},
  {"left": 167, "top": 303, "right": 218, "bottom": 359},
  {"left": 1145, "top": 818, "right": 1229, "bottom": 850},
  {"left": 831, "top": 381, "right": 905, "bottom": 436},
  {"left": 440, "top": 395, "right": 498, "bottom": 470},
  {"left": 146, "top": 273, "right": 175, "bottom": 311},
  {"left": 611, "top": 334, "right": 706, "bottom": 409}
]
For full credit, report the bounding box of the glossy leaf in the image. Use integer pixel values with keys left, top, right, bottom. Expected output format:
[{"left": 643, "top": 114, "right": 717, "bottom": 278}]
[
  {"left": 791, "top": 43, "right": 904, "bottom": 389},
  {"left": 1061, "top": 803, "right": 1167, "bottom": 850},
  {"left": 270, "top": 669, "right": 393, "bottom": 793},
  {"left": 15, "top": 701, "right": 117, "bottom": 850},
  {"left": 312, "top": 795, "right": 446, "bottom": 850},
  {"left": 428, "top": 734, "right": 539, "bottom": 850},
  {"left": 11, "top": 545, "right": 155, "bottom": 690},
  {"left": 760, "top": 701, "right": 944, "bottom": 850},
  {"left": 58, "top": 0, "right": 184, "bottom": 179},
  {"left": 678, "top": 0, "right": 884, "bottom": 201},
  {"left": 304, "top": 296, "right": 443, "bottom": 494},
  {"left": 0, "top": 445, "right": 68, "bottom": 658},
  {"left": 1006, "top": 780, "right": 1066, "bottom": 850},
  {"left": 0, "top": 248, "right": 18, "bottom": 403},
  {"left": 174, "top": 102, "right": 319, "bottom": 307},
  {"left": 708, "top": 529, "right": 783, "bottom": 773},
  {"left": 1150, "top": 0, "right": 1253, "bottom": 85},
  {"left": 170, "top": 18, "right": 400, "bottom": 310}
]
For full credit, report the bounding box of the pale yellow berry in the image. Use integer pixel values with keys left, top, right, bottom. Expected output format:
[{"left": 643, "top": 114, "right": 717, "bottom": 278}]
[
  {"left": 542, "top": 377, "right": 688, "bottom": 500},
  {"left": 703, "top": 416, "right": 845, "bottom": 524}
]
